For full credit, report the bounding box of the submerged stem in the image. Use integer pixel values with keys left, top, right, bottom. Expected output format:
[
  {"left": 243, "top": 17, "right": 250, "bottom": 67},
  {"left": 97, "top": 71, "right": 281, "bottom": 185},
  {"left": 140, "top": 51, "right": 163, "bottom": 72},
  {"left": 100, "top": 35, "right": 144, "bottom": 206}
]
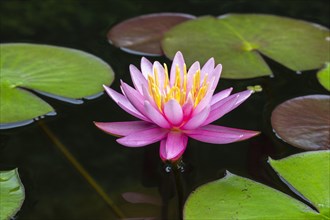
[
  {"left": 171, "top": 159, "right": 185, "bottom": 220},
  {"left": 38, "top": 121, "right": 125, "bottom": 219}
]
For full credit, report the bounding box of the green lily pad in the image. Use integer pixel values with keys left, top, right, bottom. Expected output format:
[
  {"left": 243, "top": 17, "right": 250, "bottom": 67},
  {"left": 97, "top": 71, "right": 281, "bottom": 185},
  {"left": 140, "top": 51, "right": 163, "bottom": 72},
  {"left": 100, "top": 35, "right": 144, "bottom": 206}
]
[
  {"left": 184, "top": 150, "right": 330, "bottom": 219},
  {"left": 269, "top": 151, "right": 330, "bottom": 217},
  {"left": 162, "top": 14, "right": 330, "bottom": 79},
  {"left": 317, "top": 63, "right": 330, "bottom": 91},
  {"left": 271, "top": 95, "right": 330, "bottom": 150},
  {"left": 107, "top": 13, "right": 195, "bottom": 56},
  {"left": 0, "top": 43, "right": 114, "bottom": 128},
  {"left": 0, "top": 169, "right": 25, "bottom": 220}
]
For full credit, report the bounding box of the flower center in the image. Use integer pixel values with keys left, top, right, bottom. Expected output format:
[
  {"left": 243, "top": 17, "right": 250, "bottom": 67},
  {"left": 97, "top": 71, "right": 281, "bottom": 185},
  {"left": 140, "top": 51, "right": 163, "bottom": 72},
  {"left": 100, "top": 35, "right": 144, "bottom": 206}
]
[{"left": 147, "top": 63, "right": 209, "bottom": 111}]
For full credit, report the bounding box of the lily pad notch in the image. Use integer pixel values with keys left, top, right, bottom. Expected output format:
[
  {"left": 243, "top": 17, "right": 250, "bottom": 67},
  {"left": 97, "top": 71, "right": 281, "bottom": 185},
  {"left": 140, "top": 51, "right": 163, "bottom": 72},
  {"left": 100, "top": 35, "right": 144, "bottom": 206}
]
[
  {"left": 162, "top": 14, "right": 330, "bottom": 79},
  {"left": 0, "top": 43, "right": 115, "bottom": 129}
]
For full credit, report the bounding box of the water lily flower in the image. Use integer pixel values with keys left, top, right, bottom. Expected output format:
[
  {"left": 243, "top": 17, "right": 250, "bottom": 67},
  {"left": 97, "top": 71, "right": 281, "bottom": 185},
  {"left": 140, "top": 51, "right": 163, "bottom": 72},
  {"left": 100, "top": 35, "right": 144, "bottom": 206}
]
[{"left": 95, "top": 51, "right": 259, "bottom": 162}]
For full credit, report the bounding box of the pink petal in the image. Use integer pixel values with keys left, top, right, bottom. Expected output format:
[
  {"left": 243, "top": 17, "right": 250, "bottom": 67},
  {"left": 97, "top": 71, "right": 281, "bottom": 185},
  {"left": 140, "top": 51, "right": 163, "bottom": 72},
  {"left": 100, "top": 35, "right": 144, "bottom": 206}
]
[
  {"left": 202, "top": 94, "right": 239, "bottom": 126},
  {"left": 144, "top": 101, "right": 171, "bottom": 128},
  {"left": 186, "top": 124, "right": 260, "bottom": 144},
  {"left": 164, "top": 99, "right": 183, "bottom": 126},
  {"left": 117, "top": 127, "right": 168, "bottom": 147},
  {"left": 129, "top": 64, "right": 148, "bottom": 94},
  {"left": 170, "top": 51, "right": 185, "bottom": 86},
  {"left": 209, "top": 64, "right": 222, "bottom": 90},
  {"left": 103, "top": 85, "right": 149, "bottom": 121},
  {"left": 120, "top": 81, "right": 146, "bottom": 115},
  {"left": 193, "top": 88, "right": 214, "bottom": 115},
  {"left": 186, "top": 61, "right": 201, "bottom": 93},
  {"left": 94, "top": 121, "right": 155, "bottom": 136},
  {"left": 181, "top": 106, "right": 210, "bottom": 130},
  {"left": 202, "top": 90, "right": 252, "bottom": 125},
  {"left": 201, "top": 57, "right": 215, "bottom": 80},
  {"left": 153, "top": 61, "right": 165, "bottom": 89},
  {"left": 141, "top": 57, "right": 153, "bottom": 79},
  {"left": 211, "top": 87, "right": 233, "bottom": 105},
  {"left": 182, "top": 95, "right": 194, "bottom": 120},
  {"left": 229, "top": 90, "right": 253, "bottom": 111},
  {"left": 159, "top": 131, "right": 188, "bottom": 161}
]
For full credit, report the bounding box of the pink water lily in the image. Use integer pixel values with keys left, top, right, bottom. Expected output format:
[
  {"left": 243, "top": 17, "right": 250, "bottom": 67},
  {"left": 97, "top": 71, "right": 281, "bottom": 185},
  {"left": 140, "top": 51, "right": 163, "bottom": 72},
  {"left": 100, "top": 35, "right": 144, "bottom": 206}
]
[{"left": 95, "top": 51, "right": 259, "bottom": 162}]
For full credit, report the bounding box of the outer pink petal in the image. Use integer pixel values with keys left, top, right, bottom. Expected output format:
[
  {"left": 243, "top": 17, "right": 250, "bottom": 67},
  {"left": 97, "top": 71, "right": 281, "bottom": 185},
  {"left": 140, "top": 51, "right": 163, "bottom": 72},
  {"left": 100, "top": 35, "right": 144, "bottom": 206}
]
[
  {"left": 144, "top": 101, "right": 171, "bottom": 128},
  {"left": 170, "top": 51, "right": 185, "bottom": 86},
  {"left": 121, "top": 81, "right": 146, "bottom": 115},
  {"left": 141, "top": 57, "right": 153, "bottom": 79},
  {"left": 186, "top": 124, "right": 260, "bottom": 144},
  {"left": 202, "top": 90, "right": 252, "bottom": 125},
  {"left": 181, "top": 106, "right": 210, "bottom": 130},
  {"left": 209, "top": 64, "right": 222, "bottom": 90},
  {"left": 117, "top": 127, "right": 168, "bottom": 147},
  {"left": 103, "top": 85, "right": 149, "bottom": 121},
  {"left": 94, "top": 121, "right": 155, "bottom": 136},
  {"left": 201, "top": 57, "right": 215, "bottom": 80},
  {"left": 211, "top": 87, "right": 233, "bottom": 105},
  {"left": 129, "top": 64, "right": 148, "bottom": 94},
  {"left": 160, "top": 131, "right": 188, "bottom": 161},
  {"left": 164, "top": 99, "right": 183, "bottom": 126},
  {"left": 202, "top": 94, "right": 238, "bottom": 126}
]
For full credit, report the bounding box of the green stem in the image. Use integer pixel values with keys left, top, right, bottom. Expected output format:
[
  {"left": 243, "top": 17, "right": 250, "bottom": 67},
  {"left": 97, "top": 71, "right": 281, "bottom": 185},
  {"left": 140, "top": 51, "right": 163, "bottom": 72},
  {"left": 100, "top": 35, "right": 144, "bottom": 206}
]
[{"left": 38, "top": 121, "right": 125, "bottom": 219}]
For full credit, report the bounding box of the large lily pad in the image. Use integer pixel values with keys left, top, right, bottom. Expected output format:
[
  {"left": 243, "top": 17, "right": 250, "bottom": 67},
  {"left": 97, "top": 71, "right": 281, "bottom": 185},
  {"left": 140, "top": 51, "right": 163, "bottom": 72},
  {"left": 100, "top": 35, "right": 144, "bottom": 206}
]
[
  {"left": 107, "top": 13, "right": 195, "bottom": 56},
  {"left": 0, "top": 169, "right": 25, "bottom": 220},
  {"left": 317, "top": 63, "right": 330, "bottom": 91},
  {"left": 0, "top": 43, "right": 114, "bottom": 128},
  {"left": 271, "top": 95, "right": 330, "bottom": 150},
  {"left": 162, "top": 14, "right": 330, "bottom": 79},
  {"left": 184, "top": 150, "right": 330, "bottom": 219}
]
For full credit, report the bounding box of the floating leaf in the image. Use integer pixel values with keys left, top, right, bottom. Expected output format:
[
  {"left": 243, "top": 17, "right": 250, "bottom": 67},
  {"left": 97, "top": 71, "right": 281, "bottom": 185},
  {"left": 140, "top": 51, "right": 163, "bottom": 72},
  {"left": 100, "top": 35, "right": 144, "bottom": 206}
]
[
  {"left": 317, "top": 63, "right": 330, "bottom": 91},
  {"left": 162, "top": 14, "right": 330, "bottom": 79},
  {"left": 107, "top": 13, "right": 195, "bottom": 56},
  {"left": 269, "top": 151, "right": 330, "bottom": 217},
  {"left": 0, "top": 43, "right": 114, "bottom": 128},
  {"left": 0, "top": 169, "right": 25, "bottom": 220},
  {"left": 271, "top": 95, "right": 330, "bottom": 150},
  {"left": 184, "top": 150, "right": 330, "bottom": 219}
]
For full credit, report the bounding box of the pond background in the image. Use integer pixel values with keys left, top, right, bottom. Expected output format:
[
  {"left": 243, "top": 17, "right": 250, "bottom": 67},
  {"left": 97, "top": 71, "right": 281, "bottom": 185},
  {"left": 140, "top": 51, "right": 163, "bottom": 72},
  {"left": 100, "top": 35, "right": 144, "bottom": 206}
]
[{"left": 1, "top": 0, "right": 329, "bottom": 219}]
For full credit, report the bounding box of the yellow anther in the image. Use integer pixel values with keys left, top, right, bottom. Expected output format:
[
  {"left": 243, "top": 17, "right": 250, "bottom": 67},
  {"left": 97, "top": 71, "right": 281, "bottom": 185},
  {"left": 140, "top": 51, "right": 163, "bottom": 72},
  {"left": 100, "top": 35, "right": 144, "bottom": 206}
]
[
  {"left": 183, "top": 64, "right": 187, "bottom": 92},
  {"left": 153, "top": 67, "right": 160, "bottom": 87},
  {"left": 194, "top": 86, "right": 206, "bottom": 107},
  {"left": 175, "top": 65, "right": 181, "bottom": 87},
  {"left": 164, "top": 63, "right": 169, "bottom": 88}
]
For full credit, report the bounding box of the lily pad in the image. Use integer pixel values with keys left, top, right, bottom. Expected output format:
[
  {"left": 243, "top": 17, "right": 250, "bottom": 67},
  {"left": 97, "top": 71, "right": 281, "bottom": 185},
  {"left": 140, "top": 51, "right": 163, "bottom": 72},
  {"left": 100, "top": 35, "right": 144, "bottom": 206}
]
[
  {"left": 184, "top": 150, "right": 330, "bottom": 219},
  {"left": 269, "top": 151, "right": 330, "bottom": 217},
  {"left": 162, "top": 14, "right": 330, "bottom": 79},
  {"left": 0, "top": 169, "right": 25, "bottom": 220},
  {"left": 271, "top": 95, "right": 330, "bottom": 150},
  {"left": 317, "top": 63, "right": 330, "bottom": 91},
  {"left": 0, "top": 43, "right": 114, "bottom": 128},
  {"left": 107, "top": 13, "right": 195, "bottom": 56}
]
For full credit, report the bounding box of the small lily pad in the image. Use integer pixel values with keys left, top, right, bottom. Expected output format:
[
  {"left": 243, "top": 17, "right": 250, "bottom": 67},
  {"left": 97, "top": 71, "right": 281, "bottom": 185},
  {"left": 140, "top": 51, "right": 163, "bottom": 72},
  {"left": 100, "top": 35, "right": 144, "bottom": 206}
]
[
  {"left": 0, "top": 43, "right": 114, "bottom": 128},
  {"left": 317, "top": 63, "right": 330, "bottom": 91},
  {"left": 184, "top": 150, "right": 330, "bottom": 219},
  {"left": 0, "top": 169, "right": 25, "bottom": 220},
  {"left": 107, "top": 13, "right": 195, "bottom": 56},
  {"left": 162, "top": 14, "right": 330, "bottom": 79},
  {"left": 271, "top": 95, "right": 330, "bottom": 150}
]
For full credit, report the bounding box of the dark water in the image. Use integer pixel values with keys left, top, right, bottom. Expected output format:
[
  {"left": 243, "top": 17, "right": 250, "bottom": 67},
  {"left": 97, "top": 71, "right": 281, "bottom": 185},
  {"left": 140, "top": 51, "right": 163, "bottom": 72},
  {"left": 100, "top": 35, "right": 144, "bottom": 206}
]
[{"left": 1, "top": 0, "right": 329, "bottom": 219}]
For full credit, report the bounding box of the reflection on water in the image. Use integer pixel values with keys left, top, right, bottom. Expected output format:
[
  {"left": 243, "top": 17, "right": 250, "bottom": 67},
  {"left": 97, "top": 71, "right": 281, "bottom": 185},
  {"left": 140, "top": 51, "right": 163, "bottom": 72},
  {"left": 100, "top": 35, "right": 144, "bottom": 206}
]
[{"left": 0, "top": 0, "right": 329, "bottom": 219}]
